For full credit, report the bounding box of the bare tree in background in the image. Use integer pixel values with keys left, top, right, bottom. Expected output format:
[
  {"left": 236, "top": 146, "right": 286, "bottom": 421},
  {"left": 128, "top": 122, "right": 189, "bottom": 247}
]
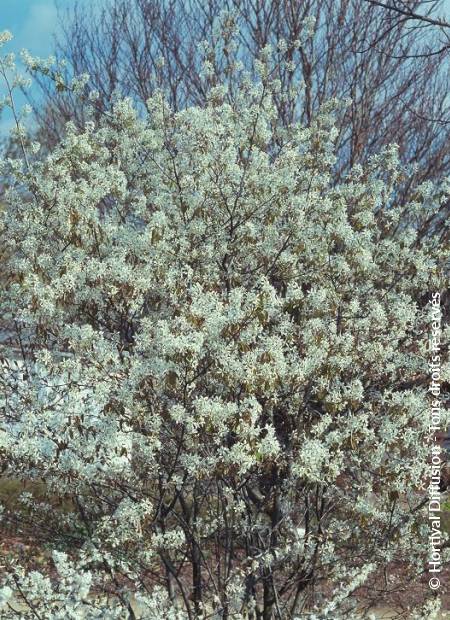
[
  {"left": 24, "top": 0, "right": 449, "bottom": 394},
  {"left": 364, "top": 0, "right": 450, "bottom": 33},
  {"left": 27, "top": 0, "right": 449, "bottom": 189}
]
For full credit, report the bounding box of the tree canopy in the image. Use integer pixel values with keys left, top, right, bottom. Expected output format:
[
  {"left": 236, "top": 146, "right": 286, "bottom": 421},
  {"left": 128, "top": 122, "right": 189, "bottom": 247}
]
[{"left": 0, "top": 15, "right": 449, "bottom": 620}]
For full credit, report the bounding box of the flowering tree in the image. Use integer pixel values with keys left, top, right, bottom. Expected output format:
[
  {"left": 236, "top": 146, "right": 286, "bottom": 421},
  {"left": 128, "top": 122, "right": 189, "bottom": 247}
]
[{"left": 0, "top": 29, "right": 449, "bottom": 619}]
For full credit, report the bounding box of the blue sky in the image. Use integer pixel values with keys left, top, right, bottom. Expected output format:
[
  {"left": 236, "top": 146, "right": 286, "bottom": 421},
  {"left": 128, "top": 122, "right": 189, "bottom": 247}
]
[
  {"left": 2, "top": 0, "right": 62, "bottom": 57},
  {"left": 0, "top": 0, "right": 89, "bottom": 134}
]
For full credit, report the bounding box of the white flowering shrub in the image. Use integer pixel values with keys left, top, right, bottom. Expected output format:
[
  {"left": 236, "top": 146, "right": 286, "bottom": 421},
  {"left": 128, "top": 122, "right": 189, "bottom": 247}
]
[{"left": 0, "top": 30, "right": 448, "bottom": 619}]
